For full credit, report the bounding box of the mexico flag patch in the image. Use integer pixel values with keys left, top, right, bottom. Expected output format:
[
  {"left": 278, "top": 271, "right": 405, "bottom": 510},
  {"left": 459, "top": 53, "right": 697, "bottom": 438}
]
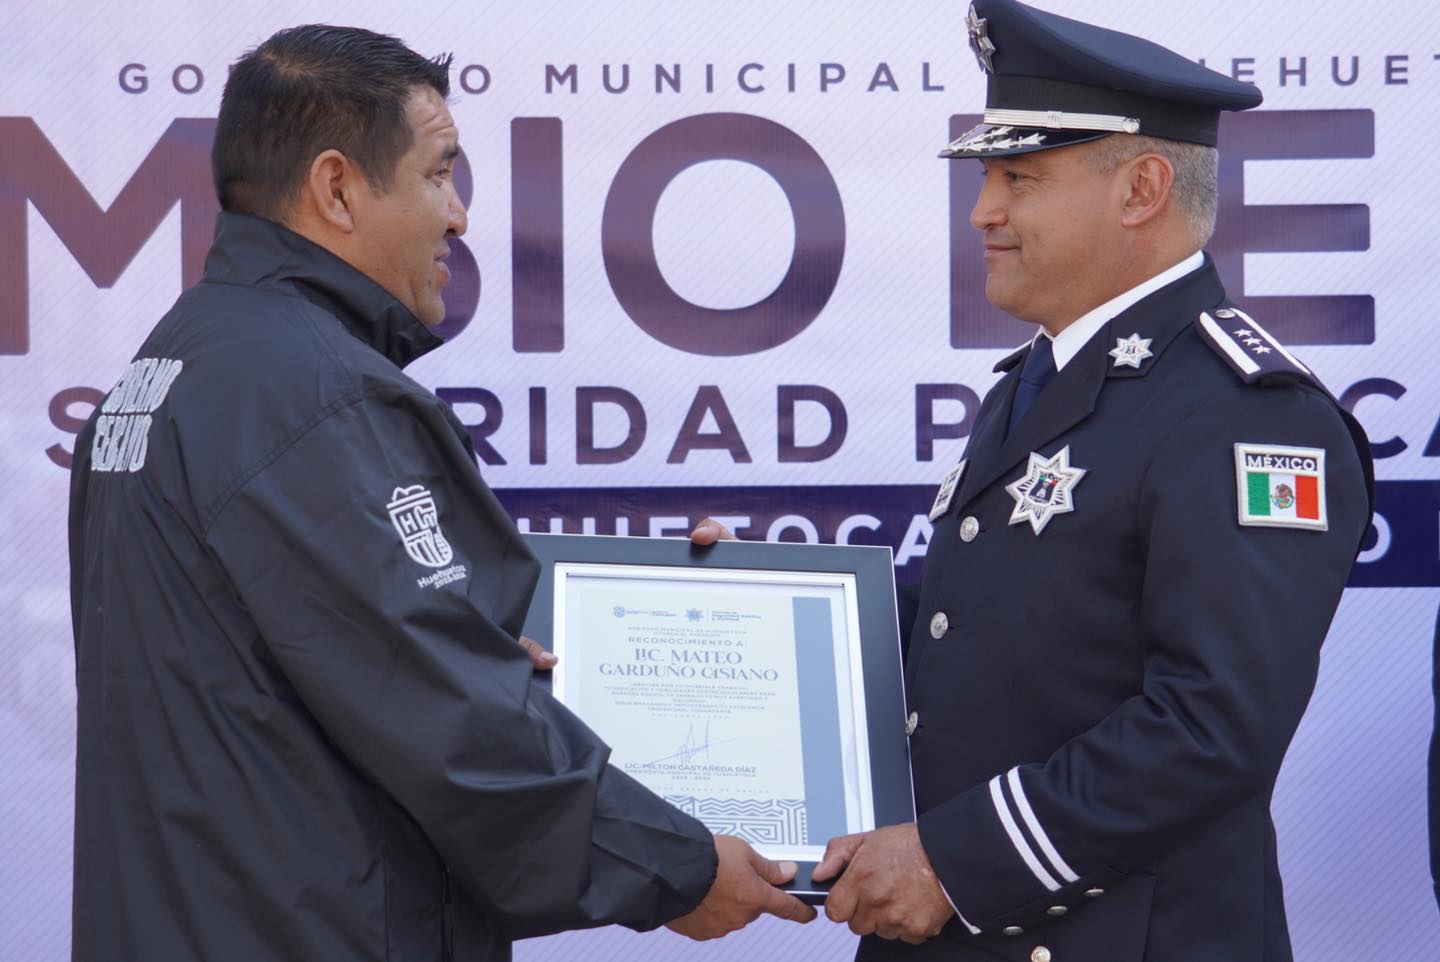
[{"left": 1234, "top": 443, "right": 1327, "bottom": 531}]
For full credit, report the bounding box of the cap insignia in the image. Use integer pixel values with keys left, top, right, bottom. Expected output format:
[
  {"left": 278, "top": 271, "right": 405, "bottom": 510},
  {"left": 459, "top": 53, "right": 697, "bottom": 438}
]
[{"left": 967, "top": 3, "right": 997, "bottom": 74}]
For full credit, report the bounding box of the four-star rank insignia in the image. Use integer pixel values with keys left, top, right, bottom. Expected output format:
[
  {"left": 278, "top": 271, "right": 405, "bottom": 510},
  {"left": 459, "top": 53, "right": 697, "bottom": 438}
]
[
  {"left": 966, "top": 2, "right": 997, "bottom": 74},
  {"left": 1109, "top": 332, "right": 1154, "bottom": 369},
  {"left": 1005, "top": 446, "right": 1087, "bottom": 535}
]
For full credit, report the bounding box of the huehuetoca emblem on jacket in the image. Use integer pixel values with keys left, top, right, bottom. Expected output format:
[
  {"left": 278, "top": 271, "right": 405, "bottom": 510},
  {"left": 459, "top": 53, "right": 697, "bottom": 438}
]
[{"left": 387, "top": 484, "right": 454, "bottom": 568}]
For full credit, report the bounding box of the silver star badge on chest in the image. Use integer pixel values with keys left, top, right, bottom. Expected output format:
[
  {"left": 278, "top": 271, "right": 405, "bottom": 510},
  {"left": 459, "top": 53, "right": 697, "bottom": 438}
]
[
  {"left": 1005, "top": 446, "right": 1087, "bottom": 535},
  {"left": 1109, "top": 333, "right": 1154, "bottom": 369},
  {"left": 966, "top": 3, "right": 997, "bottom": 74}
]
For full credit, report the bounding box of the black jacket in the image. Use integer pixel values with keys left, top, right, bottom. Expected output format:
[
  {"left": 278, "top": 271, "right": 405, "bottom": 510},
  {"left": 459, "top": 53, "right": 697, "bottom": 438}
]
[
  {"left": 68, "top": 213, "right": 716, "bottom": 962},
  {"left": 863, "top": 260, "right": 1371, "bottom": 962}
]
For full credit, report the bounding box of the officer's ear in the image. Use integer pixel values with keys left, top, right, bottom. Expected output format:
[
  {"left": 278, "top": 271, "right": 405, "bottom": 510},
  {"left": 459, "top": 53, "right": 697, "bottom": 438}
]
[
  {"left": 1119, "top": 152, "right": 1175, "bottom": 230},
  {"left": 300, "top": 149, "right": 359, "bottom": 234}
]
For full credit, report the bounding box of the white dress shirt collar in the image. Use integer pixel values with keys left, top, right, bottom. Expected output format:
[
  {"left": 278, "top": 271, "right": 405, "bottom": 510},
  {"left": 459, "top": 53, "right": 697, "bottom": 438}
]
[{"left": 1040, "top": 250, "right": 1205, "bottom": 371}]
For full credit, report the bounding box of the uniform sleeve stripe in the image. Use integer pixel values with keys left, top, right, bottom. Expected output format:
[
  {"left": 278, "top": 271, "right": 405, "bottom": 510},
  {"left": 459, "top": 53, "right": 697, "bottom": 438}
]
[
  {"left": 1006, "top": 767, "right": 1079, "bottom": 883},
  {"left": 988, "top": 775, "right": 1060, "bottom": 891},
  {"left": 1229, "top": 307, "right": 1311, "bottom": 374},
  {"left": 1199, "top": 313, "right": 1261, "bottom": 374}
]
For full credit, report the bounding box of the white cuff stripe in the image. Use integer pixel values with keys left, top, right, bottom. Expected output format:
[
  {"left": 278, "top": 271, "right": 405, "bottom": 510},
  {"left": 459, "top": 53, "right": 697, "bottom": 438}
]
[
  {"left": 988, "top": 775, "right": 1060, "bottom": 891},
  {"left": 1200, "top": 313, "right": 1261, "bottom": 374},
  {"left": 1006, "top": 768, "right": 1079, "bottom": 883},
  {"left": 1229, "top": 307, "right": 1311, "bottom": 374},
  {"left": 935, "top": 879, "right": 982, "bottom": 935}
]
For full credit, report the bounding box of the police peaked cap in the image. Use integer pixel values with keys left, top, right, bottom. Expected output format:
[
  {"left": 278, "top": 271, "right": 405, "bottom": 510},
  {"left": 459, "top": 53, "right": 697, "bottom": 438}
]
[{"left": 942, "top": 0, "right": 1263, "bottom": 158}]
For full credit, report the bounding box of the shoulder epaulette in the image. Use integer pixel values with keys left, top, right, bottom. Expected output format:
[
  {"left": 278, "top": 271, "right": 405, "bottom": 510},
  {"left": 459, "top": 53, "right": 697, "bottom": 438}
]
[
  {"left": 1195, "top": 305, "right": 1314, "bottom": 385},
  {"left": 993, "top": 341, "right": 1030, "bottom": 373}
]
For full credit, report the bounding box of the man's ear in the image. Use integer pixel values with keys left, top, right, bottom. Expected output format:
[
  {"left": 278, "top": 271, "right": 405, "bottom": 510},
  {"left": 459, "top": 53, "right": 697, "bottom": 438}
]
[
  {"left": 300, "top": 149, "right": 358, "bottom": 233},
  {"left": 1119, "top": 152, "right": 1175, "bottom": 229}
]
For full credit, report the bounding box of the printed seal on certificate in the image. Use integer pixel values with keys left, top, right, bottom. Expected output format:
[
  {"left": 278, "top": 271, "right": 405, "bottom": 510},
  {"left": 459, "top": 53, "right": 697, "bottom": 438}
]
[{"left": 520, "top": 534, "right": 916, "bottom": 903}]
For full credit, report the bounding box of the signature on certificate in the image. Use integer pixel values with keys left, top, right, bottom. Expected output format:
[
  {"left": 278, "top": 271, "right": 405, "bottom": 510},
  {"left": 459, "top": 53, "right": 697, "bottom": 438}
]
[
  {"left": 640, "top": 719, "right": 738, "bottom": 768},
  {"left": 676, "top": 720, "right": 711, "bottom": 766}
]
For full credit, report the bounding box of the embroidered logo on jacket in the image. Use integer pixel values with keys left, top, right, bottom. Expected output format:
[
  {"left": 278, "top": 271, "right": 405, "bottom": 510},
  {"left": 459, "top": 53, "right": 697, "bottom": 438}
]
[
  {"left": 1234, "top": 444, "right": 1328, "bottom": 530},
  {"left": 91, "top": 357, "right": 184, "bottom": 473},
  {"left": 387, "top": 485, "right": 455, "bottom": 568}
]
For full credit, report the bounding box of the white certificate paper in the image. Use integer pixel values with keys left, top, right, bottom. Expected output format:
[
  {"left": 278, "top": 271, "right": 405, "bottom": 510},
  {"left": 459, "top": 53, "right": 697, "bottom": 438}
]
[{"left": 553, "top": 564, "right": 873, "bottom": 862}]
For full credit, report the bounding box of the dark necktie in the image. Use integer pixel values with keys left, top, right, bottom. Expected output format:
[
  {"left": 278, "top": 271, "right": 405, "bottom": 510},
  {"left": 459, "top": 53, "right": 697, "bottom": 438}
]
[{"left": 1007, "top": 335, "right": 1057, "bottom": 435}]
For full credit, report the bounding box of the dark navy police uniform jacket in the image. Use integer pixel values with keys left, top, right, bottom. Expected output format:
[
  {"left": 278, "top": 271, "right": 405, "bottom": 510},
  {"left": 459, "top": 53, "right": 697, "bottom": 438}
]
[{"left": 862, "top": 257, "right": 1370, "bottom": 962}]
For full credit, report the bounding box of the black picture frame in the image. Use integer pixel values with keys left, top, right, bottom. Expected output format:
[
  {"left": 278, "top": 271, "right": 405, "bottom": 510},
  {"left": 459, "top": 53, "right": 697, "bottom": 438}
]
[{"left": 520, "top": 533, "right": 915, "bottom": 903}]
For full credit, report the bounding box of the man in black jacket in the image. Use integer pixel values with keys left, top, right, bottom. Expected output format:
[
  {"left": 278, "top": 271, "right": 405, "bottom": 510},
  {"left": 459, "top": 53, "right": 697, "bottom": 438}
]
[{"left": 68, "top": 24, "right": 813, "bottom": 962}]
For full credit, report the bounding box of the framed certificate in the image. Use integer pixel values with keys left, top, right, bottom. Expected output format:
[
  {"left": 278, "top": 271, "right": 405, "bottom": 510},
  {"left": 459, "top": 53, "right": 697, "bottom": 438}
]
[{"left": 520, "top": 534, "right": 915, "bottom": 902}]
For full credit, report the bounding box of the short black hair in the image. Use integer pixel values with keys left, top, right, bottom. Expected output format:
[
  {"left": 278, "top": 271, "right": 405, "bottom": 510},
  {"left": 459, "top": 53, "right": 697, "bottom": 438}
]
[{"left": 212, "top": 24, "right": 453, "bottom": 219}]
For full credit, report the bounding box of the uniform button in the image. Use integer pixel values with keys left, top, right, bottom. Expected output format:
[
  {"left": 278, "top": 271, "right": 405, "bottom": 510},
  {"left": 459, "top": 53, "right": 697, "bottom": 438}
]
[
  {"left": 1214, "top": 308, "right": 1236, "bottom": 319},
  {"left": 1045, "top": 905, "right": 1068, "bottom": 917},
  {"left": 1030, "top": 947, "right": 1052, "bottom": 962},
  {"left": 1002, "top": 926, "right": 1024, "bottom": 937},
  {"left": 929, "top": 611, "right": 949, "bottom": 639},
  {"left": 905, "top": 712, "right": 919, "bottom": 736},
  {"left": 959, "top": 516, "right": 980, "bottom": 542},
  {"left": 1084, "top": 887, "right": 1104, "bottom": 898}
]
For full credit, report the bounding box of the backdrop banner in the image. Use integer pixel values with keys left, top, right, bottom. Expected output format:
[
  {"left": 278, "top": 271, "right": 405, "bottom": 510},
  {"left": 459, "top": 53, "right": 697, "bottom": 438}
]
[{"left": 3, "top": 2, "right": 1438, "bottom": 959}]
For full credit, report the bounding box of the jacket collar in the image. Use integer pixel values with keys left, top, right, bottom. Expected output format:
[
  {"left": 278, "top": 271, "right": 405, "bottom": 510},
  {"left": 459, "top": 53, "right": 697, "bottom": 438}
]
[
  {"left": 1101, "top": 253, "right": 1225, "bottom": 382},
  {"left": 202, "top": 212, "right": 445, "bottom": 369},
  {"left": 957, "top": 254, "right": 1227, "bottom": 507},
  {"left": 1051, "top": 250, "right": 1205, "bottom": 372}
]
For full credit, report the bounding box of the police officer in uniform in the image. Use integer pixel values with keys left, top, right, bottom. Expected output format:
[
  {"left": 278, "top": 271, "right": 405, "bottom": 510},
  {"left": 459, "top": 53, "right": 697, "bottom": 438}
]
[{"left": 693, "top": 1, "right": 1374, "bottom": 959}]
